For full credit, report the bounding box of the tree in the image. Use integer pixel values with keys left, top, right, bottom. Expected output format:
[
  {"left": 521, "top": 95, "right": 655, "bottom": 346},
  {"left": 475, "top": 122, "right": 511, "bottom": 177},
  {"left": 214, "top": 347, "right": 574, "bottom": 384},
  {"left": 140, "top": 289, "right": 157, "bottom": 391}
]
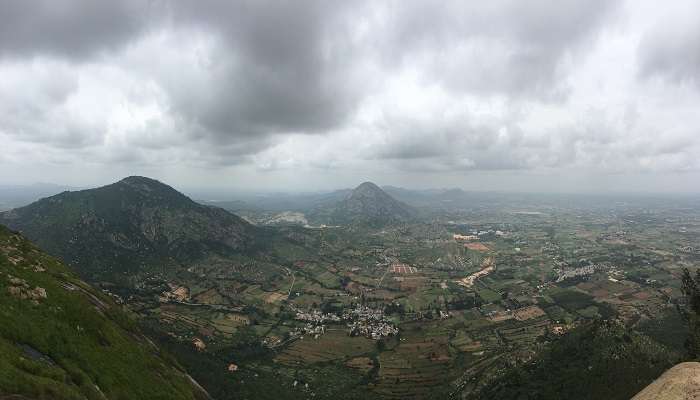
[{"left": 678, "top": 268, "right": 700, "bottom": 359}]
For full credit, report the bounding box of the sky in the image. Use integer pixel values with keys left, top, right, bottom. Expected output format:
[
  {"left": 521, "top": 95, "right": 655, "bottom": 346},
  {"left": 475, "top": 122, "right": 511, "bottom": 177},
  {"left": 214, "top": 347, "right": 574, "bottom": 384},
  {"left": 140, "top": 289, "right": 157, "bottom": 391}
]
[{"left": 0, "top": 0, "right": 699, "bottom": 193}]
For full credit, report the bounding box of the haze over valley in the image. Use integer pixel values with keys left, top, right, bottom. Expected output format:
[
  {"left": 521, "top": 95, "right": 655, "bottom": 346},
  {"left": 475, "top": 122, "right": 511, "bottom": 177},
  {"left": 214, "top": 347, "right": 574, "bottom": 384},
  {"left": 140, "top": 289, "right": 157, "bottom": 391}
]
[{"left": 1, "top": 1, "right": 700, "bottom": 399}]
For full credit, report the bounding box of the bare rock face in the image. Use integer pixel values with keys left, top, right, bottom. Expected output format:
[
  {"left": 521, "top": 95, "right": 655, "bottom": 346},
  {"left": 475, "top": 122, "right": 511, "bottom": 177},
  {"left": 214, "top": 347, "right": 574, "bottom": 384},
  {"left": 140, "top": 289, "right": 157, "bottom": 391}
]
[
  {"left": 632, "top": 362, "right": 700, "bottom": 400},
  {"left": 6, "top": 274, "right": 47, "bottom": 303}
]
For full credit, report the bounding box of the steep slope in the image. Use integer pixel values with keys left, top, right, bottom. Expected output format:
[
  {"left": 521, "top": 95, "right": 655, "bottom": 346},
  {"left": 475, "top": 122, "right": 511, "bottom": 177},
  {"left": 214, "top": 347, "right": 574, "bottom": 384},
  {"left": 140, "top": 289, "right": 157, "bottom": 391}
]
[
  {"left": 0, "top": 224, "right": 208, "bottom": 400},
  {"left": 311, "top": 182, "right": 415, "bottom": 227},
  {"left": 471, "top": 320, "right": 675, "bottom": 400},
  {"left": 0, "top": 176, "right": 257, "bottom": 282}
]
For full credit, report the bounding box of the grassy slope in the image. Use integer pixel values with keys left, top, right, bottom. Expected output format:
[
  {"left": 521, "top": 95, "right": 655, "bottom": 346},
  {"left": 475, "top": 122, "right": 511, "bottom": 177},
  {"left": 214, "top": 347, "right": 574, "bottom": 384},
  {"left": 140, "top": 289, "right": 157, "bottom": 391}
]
[{"left": 0, "top": 224, "right": 206, "bottom": 400}]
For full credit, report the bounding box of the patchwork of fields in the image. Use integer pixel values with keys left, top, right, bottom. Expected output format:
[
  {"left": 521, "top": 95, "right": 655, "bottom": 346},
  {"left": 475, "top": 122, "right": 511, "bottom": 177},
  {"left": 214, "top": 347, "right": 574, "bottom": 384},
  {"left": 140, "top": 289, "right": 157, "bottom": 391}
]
[{"left": 136, "top": 202, "right": 699, "bottom": 399}]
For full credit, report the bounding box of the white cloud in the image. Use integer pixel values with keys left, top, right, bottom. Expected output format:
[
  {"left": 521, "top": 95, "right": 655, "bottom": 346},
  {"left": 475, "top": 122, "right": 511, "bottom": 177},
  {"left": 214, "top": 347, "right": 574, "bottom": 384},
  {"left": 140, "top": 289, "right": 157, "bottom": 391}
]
[{"left": 0, "top": 0, "right": 698, "bottom": 192}]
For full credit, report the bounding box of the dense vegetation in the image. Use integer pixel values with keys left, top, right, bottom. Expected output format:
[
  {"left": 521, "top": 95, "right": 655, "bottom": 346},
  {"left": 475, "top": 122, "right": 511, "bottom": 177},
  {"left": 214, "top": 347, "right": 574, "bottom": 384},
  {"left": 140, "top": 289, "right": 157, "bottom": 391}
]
[
  {"left": 0, "top": 224, "right": 206, "bottom": 400},
  {"left": 471, "top": 320, "right": 675, "bottom": 400},
  {"left": 679, "top": 268, "right": 700, "bottom": 358},
  {"left": 309, "top": 182, "right": 416, "bottom": 227},
  {"left": 0, "top": 176, "right": 257, "bottom": 283}
]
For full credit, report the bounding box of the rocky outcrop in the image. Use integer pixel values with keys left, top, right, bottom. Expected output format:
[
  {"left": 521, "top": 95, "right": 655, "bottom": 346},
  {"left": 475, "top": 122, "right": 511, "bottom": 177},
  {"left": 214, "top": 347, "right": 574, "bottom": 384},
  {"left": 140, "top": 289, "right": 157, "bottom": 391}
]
[
  {"left": 5, "top": 275, "right": 47, "bottom": 304},
  {"left": 632, "top": 362, "right": 700, "bottom": 400}
]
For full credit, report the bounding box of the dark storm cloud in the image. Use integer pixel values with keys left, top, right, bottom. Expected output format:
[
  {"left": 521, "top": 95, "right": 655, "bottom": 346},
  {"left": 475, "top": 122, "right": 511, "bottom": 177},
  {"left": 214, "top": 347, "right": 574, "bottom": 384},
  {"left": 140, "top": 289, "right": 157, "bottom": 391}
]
[
  {"left": 0, "top": 0, "right": 151, "bottom": 59},
  {"left": 164, "top": 0, "right": 619, "bottom": 141},
  {"left": 166, "top": 1, "right": 362, "bottom": 139},
  {"left": 0, "top": 1, "right": 363, "bottom": 146},
  {"left": 1, "top": 0, "right": 699, "bottom": 189},
  {"left": 0, "top": 0, "right": 618, "bottom": 151}
]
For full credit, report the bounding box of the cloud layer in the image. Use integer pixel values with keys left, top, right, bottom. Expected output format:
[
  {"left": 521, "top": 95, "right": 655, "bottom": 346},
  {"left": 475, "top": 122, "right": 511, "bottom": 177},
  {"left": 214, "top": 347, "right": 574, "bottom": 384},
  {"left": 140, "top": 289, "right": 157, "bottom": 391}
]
[{"left": 0, "top": 0, "right": 699, "bottom": 192}]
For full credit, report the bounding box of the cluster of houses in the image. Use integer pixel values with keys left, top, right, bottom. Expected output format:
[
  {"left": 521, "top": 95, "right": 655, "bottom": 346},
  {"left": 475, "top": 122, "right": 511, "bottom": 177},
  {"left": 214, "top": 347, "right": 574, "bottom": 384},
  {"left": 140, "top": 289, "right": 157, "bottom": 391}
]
[
  {"left": 291, "top": 307, "right": 341, "bottom": 338},
  {"left": 298, "top": 323, "right": 326, "bottom": 338},
  {"left": 294, "top": 308, "right": 341, "bottom": 323},
  {"left": 291, "top": 305, "right": 399, "bottom": 340},
  {"left": 341, "top": 305, "right": 384, "bottom": 321},
  {"left": 453, "top": 234, "right": 479, "bottom": 241},
  {"left": 348, "top": 320, "right": 398, "bottom": 339},
  {"left": 555, "top": 263, "right": 608, "bottom": 282},
  {"left": 343, "top": 305, "right": 399, "bottom": 339},
  {"left": 453, "top": 229, "right": 508, "bottom": 242},
  {"left": 679, "top": 245, "right": 699, "bottom": 255}
]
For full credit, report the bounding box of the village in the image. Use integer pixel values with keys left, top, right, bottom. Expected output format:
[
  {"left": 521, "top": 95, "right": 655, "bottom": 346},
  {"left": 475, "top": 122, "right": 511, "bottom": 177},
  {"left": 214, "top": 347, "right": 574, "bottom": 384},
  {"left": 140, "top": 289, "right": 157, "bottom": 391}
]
[
  {"left": 119, "top": 199, "right": 698, "bottom": 400},
  {"left": 291, "top": 304, "right": 399, "bottom": 340}
]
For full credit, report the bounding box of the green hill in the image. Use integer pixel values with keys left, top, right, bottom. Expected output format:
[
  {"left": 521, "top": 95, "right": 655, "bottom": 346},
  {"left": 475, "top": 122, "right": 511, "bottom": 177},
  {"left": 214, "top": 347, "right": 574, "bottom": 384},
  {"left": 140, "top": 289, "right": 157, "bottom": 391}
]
[
  {"left": 470, "top": 320, "right": 676, "bottom": 400},
  {"left": 310, "top": 182, "right": 415, "bottom": 227},
  {"left": 0, "top": 224, "right": 209, "bottom": 400},
  {"left": 0, "top": 176, "right": 258, "bottom": 283}
]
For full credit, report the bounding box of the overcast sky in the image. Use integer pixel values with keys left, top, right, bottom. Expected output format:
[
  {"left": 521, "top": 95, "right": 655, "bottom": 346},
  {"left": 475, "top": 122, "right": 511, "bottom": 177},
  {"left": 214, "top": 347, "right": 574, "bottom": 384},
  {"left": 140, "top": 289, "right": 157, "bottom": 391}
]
[{"left": 0, "top": 0, "right": 699, "bottom": 193}]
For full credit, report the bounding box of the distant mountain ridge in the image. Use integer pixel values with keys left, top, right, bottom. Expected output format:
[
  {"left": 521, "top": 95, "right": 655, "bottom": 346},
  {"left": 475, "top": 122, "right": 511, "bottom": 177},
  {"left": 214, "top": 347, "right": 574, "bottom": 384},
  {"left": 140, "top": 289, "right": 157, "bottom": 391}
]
[
  {"left": 0, "top": 182, "right": 74, "bottom": 211},
  {"left": 310, "top": 181, "right": 416, "bottom": 227},
  {"left": 0, "top": 176, "right": 257, "bottom": 282}
]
